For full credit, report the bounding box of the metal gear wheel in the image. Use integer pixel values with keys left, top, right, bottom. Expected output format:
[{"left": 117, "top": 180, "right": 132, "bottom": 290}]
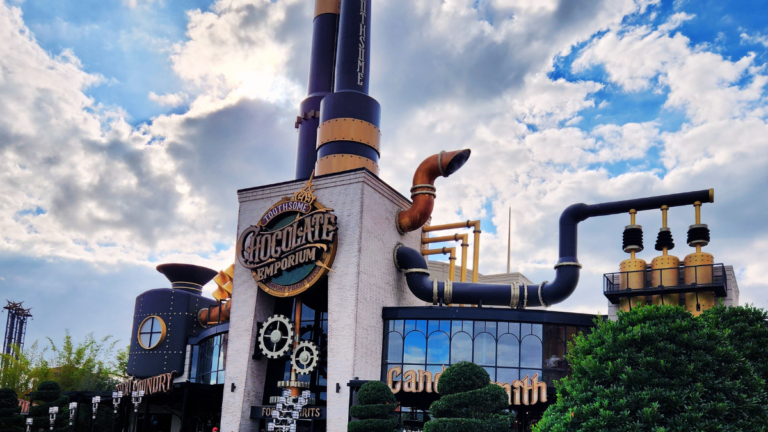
[
  {"left": 258, "top": 314, "right": 294, "bottom": 359},
  {"left": 290, "top": 341, "right": 319, "bottom": 375}
]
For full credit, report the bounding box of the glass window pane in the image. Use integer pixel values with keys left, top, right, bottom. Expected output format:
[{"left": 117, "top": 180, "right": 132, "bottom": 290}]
[
  {"left": 394, "top": 320, "right": 404, "bottom": 334},
  {"left": 521, "top": 369, "right": 542, "bottom": 382},
  {"left": 388, "top": 320, "right": 393, "bottom": 332},
  {"left": 440, "top": 321, "right": 451, "bottom": 332},
  {"left": 416, "top": 320, "right": 428, "bottom": 334},
  {"left": 498, "top": 322, "right": 508, "bottom": 335},
  {"left": 451, "top": 321, "right": 462, "bottom": 336},
  {"left": 217, "top": 371, "right": 225, "bottom": 384},
  {"left": 405, "top": 320, "right": 416, "bottom": 334},
  {"left": 149, "top": 333, "right": 159, "bottom": 348},
  {"left": 463, "top": 321, "right": 473, "bottom": 335},
  {"left": 386, "top": 332, "right": 403, "bottom": 363},
  {"left": 484, "top": 367, "right": 495, "bottom": 381},
  {"left": 543, "top": 336, "right": 566, "bottom": 370},
  {"left": 486, "top": 322, "right": 497, "bottom": 338},
  {"left": 450, "top": 333, "right": 472, "bottom": 363},
  {"left": 508, "top": 323, "right": 520, "bottom": 338},
  {"left": 521, "top": 323, "right": 531, "bottom": 336},
  {"left": 473, "top": 333, "right": 496, "bottom": 366},
  {"left": 497, "top": 334, "right": 519, "bottom": 367},
  {"left": 474, "top": 322, "right": 485, "bottom": 337},
  {"left": 521, "top": 336, "right": 542, "bottom": 368},
  {"left": 427, "top": 332, "right": 449, "bottom": 365},
  {"left": 140, "top": 333, "right": 152, "bottom": 348},
  {"left": 428, "top": 320, "right": 440, "bottom": 335},
  {"left": 532, "top": 324, "right": 543, "bottom": 339},
  {"left": 403, "top": 332, "right": 427, "bottom": 364},
  {"left": 497, "top": 368, "right": 519, "bottom": 384}
]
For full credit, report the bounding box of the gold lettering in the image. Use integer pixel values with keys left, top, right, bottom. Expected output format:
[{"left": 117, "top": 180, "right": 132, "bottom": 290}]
[
  {"left": 321, "top": 214, "right": 337, "bottom": 241},
  {"left": 433, "top": 365, "right": 447, "bottom": 394},
  {"left": 387, "top": 367, "right": 402, "bottom": 394},
  {"left": 531, "top": 373, "right": 546, "bottom": 404},
  {"left": 270, "top": 231, "right": 283, "bottom": 258},
  {"left": 403, "top": 370, "right": 417, "bottom": 393},
  {"left": 494, "top": 382, "right": 512, "bottom": 405},
  {"left": 512, "top": 380, "right": 522, "bottom": 405},
  {"left": 418, "top": 370, "right": 432, "bottom": 393},
  {"left": 259, "top": 235, "right": 271, "bottom": 262},
  {"left": 311, "top": 214, "right": 324, "bottom": 241}
]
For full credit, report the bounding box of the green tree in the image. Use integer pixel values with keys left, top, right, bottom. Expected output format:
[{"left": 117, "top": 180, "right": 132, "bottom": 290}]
[
  {"left": 29, "top": 381, "right": 70, "bottom": 431},
  {"left": 0, "top": 388, "right": 25, "bottom": 432},
  {"left": 535, "top": 305, "right": 768, "bottom": 432},
  {"left": 701, "top": 304, "right": 768, "bottom": 382},
  {"left": 0, "top": 342, "right": 51, "bottom": 398},
  {"left": 348, "top": 381, "right": 398, "bottom": 432},
  {"left": 424, "top": 362, "right": 513, "bottom": 432}
]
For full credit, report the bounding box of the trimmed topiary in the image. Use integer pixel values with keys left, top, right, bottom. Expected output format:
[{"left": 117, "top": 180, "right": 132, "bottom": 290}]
[
  {"left": 0, "top": 388, "right": 24, "bottom": 432},
  {"left": 535, "top": 305, "right": 768, "bottom": 432},
  {"left": 701, "top": 304, "right": 768, "bottom": 383},
  {"left": 29, "top": 381, "right": 70, "bottom": 432},
  {"left": 424, "top": 362, "right": 513, "bottom": 432},
  {"left": 348, "top": 381, "right": 398, "bottom": 432}
]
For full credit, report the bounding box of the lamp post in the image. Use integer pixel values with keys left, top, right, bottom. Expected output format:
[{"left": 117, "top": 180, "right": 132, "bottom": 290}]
[
  {"left": 49, "top": 406, "right": 59, "bottom": 431},
  {"left": 69, "top": 402, "right": 78, "bottom": 426},
  {"left": 90, "top": 396, "right": 101, "bottom": 432},
  {"left": 112, "top": 391, "right": 122, "bottom": 432},
  {"left": 25, "top": 417, "right": 32, "bottom": 432},
  {"left": 131, "top": 390, "right": 144, "bottom": 432}
]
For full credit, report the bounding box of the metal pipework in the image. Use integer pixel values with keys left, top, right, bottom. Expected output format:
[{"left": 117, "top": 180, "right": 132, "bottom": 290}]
[
  {"left": 423, "top": 220, "right": 481, "bottom": 282},
  {"left": 422, "top": 247, "right": 457, "bottom": 282},
  {"left": 422, "top": 233, "right": 469, "bottom": 282},
  {"left": 396, "top": 150, "right": 472, "bottom": 234},
  {"left": 295, "top": 0, "right": 341, "bottom": 179},
  {"left": 395, "top": 189, "right": 713, "bottom": 308}
]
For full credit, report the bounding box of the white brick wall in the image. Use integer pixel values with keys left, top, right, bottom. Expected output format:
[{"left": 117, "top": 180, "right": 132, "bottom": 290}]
[{"left": 221, "top": 170, "right": 422, "bottom": 432}]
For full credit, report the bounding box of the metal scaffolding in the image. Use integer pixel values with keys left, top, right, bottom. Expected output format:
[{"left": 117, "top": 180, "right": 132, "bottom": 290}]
[{"left": 2, "top": 300, "right": 32, "bottom": 357}]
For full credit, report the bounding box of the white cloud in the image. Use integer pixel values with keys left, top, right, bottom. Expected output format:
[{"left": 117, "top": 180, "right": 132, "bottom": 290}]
[
  {"left": 148, "top": 91, "right": 189, "bottom": 107},
  {"left": 740, "top": 32, "right": 768, "bottom": 48}
]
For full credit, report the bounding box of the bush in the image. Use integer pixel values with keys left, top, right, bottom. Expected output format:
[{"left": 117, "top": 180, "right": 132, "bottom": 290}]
[
  {"left": 424, "top": 362, "right": 513, "bottom": 432},
  {"left": 348, "top": 381, "right": 397, "bottom": 432},
  {"left": 535, "top": 305, "right": 768, "bottom": 432},
  {"left": 701, "top": 304, "right": 768, "bottom": 382},
  {"left": 29, "top": 381, "right": 70, "bottom": 432},
  {"left": 0, "top": 388, "right": 24, "bottom": 432}
]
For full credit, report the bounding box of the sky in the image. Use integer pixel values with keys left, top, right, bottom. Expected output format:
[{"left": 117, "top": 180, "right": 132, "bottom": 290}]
[{"left": 1, "top": 0, "right": 767, "bottom": 351}]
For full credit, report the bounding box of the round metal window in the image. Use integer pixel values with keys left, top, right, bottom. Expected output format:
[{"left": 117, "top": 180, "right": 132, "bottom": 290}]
[{"left": 137, "top": 316, "right": 166, "bottom": 350}]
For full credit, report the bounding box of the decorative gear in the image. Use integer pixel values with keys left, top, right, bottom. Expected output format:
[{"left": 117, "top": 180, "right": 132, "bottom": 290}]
[
  {"left": 291, "top": 341, "right": 319, "bottom": 375},
  {"left": 258, "top": 314, "right": 294, "bottom": 359}
]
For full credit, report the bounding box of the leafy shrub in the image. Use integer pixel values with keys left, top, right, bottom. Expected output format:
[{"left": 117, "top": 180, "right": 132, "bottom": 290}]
[
  {"left": 535, "top": 305, "right": 768, "bottom": 432},
  {"left": 0, "top": 388, "right": 24, "bottom": 432},
  {"left": 425, "top": 362, "right": 513, "bottom": 432},
  {"left": 348, "top": 381, "right": 397, "bottom": 432},
  {"left": 29, "top": 381, "right": 70, "bottom": 431}
]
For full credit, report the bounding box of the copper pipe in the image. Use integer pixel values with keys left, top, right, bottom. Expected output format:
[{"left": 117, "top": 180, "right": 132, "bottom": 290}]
[
  {"left": 291, "top": 297, "right": 303, "bottom": 396},
  {"left": 422, "top": 233, "right": 469, "bottom": 282},
  {"left": 422, "top": 220, "right": 481, "bottom": 282},
  {"left": 422, "top": 247, "right": 457, "bottom": 281},
  {"left": 397, "top": 149, "right": 471, "bottom": 234},
  {"left": 198, "top": 300, "right": 231, "bottom": 326}
]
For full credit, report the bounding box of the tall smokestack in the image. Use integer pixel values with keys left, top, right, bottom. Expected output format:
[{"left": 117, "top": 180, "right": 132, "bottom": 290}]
[
  {"left": 315, "top": 0, "right": 381, "bottom": 177},
  {"left": 295, "top": 0, "right": 341, "bottom": 180}
]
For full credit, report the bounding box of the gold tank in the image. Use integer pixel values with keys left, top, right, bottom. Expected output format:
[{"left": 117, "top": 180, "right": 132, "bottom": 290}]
[
  {"left": 651, "top": 255, "right": 680, "bottom": 306},
  {"left": 684, "top": 252, "right": 715, "bottom": 316},
  {"left": 619, "top": 258, "right": 647, "bottom": 312}
]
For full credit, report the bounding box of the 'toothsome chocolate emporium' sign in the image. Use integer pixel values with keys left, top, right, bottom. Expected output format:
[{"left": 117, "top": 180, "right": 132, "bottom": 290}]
[
  {"left": 237, "top": 174, "right": 338, "bottom": 298},
  {"left": 386, "top": 367, "right": 547, "bottom": 406}
]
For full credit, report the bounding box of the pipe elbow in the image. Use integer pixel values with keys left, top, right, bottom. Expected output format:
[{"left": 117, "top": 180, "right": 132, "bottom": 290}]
[
  {"left": 394, "top": 244, "right": 434, "bottom": 302},
  {"left": 397, "top": 149, "right": 471, "bottom": 234},
  {"left": 560, "top": 203, "right": 590, "bottom": 225}
]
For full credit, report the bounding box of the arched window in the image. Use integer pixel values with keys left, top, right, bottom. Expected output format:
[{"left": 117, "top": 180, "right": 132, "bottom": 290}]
[
  {"left": 473, "top": 333, "right": 496, "bottom": 366},
  {"left": 427, "top": 332, "right": 449, "bottom": 365},
  {"left": 138, "top": 316, "right": 166, "bottom": 350},
  {"left": 497, "top": 334, "right": 520, "bottom": 368},
  {"left": 403, "top": 332, "right": 427, "bottom": 364},
  {"left": 520, "top": 335, "right": 543, "bottom": 369},
  {"left": 451, "top": 332, "right": 472, "bottom": 363},
  {"left": 385, "top": 332, "right": 403, "bottom": 364}
]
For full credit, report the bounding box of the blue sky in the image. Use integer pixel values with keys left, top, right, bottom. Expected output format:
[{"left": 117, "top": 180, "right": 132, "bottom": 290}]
[{"left": 1, "top": 0, "right": 768, "bottom": 350}]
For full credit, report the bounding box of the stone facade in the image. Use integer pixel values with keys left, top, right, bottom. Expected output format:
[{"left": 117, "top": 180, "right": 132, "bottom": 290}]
[{"left": 221, "top": 169, "right": 423, "bottom": 432}]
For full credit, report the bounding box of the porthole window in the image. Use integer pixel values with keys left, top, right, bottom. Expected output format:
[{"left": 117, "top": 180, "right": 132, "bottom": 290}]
[{"left": 138, "top": 316, "right": 166, "bottom": 350}]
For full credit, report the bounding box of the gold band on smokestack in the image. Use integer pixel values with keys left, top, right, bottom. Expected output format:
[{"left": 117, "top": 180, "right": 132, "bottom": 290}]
[{"left": 315, "top": 0, "right": 340, "bottom": 17}]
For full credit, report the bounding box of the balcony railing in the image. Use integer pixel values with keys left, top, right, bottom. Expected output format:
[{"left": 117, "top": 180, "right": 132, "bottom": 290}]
[{"left": 603, "top": 263, "right": 727, "bottom": 304}]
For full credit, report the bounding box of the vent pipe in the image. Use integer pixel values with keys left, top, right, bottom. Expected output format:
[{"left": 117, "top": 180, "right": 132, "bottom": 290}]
[{"left": 395, "top": 189, "right": 714, "bottom": 308}]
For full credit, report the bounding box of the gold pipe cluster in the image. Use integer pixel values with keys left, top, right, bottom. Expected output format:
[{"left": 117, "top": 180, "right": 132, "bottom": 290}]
[{"left": 422, "top": 220, "right": 481, "bottom": 283}]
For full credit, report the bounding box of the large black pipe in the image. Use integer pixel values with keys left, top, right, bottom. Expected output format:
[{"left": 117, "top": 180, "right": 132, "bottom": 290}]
[
  {"left": 395, "top": 189, "right": 713, "bottom": 308},
  {"left": 295, "top": 2, "right": 340, "bottom": 179}
]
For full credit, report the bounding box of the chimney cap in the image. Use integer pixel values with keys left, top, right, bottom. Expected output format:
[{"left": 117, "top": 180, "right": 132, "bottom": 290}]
[{"left": 156, "top": 263, "right": 218, "bottom": 291}]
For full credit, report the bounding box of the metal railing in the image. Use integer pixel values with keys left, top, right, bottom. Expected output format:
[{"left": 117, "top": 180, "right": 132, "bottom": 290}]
[{"left": 603, "top": 263, "right": 727, "bottom": 304}]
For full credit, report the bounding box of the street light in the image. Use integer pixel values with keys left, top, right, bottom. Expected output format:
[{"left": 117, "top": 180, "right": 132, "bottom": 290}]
[
  {"left": 91, "top": 396, "right": 101, "bottom": 432},
  {"left": 26, "top": 417, "right": 32, "bottom": 432},
  {"left": 49, "top": 406, "right": 59, "bottom": 431},
  {"left": 112, "top": 391, "right": 122, "bottom": 432},
  {"left": 69, "top": 402, "right": 78, "bottom": 426},
  {"left": 131, "top": 390, "right": 144, "bottom": 432}
]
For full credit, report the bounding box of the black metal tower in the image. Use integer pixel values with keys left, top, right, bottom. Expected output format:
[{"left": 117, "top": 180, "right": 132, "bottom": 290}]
[{"left": 2, "top": 301, "right": 32, "bottom": 357}]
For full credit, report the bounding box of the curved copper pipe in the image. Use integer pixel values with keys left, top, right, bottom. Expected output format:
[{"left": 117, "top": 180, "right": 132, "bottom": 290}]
[
  {"left": 199, "top": 300, "right": 231, "bottom": 326},
  {"left": 397, "top": 149, "right": 471, "bottom": 234}
]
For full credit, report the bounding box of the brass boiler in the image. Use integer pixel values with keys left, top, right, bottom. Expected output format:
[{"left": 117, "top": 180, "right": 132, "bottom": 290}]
[
  {"left": 651, "top": 206, "right": 679, "bottom": 306},
  {"left": 684, "top": 202, "right": 714, "bottom": 316},
  {"left": 619, "top": 210, "right": 647, "bottom": 312}
]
